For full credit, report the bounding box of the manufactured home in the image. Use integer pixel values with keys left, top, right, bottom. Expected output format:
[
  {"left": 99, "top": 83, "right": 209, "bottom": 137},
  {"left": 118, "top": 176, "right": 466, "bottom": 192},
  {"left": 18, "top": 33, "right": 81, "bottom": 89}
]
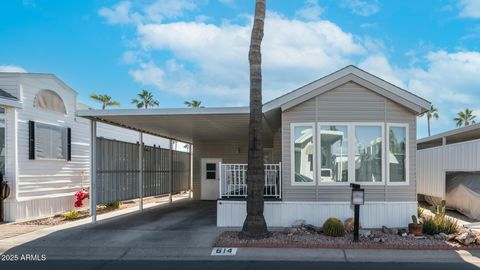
[
  {"left": 79, "top": 65, "right": 431, "bottom": 228},
  {"left": 0, "top": 72, "right": 175, "bottom": 222}
]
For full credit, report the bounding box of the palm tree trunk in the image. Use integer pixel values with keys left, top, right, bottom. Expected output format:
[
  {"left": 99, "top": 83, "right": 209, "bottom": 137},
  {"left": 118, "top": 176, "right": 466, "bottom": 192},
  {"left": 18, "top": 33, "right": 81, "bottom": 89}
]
[
  {"left": 427, "top": 116, "right": 431, "bottom": 136},
  {"left": 240, "top": 0, "right": 268, "bottom": 239}
]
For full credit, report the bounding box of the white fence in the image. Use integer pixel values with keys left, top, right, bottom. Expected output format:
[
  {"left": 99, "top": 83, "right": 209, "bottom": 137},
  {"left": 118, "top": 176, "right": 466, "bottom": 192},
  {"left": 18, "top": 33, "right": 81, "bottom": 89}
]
[
  {"left": 219, "top": 163, "right": 281, "bottom": 199},
  {"left": 417, "top": 138, "right": 480, "bottom": 198}
]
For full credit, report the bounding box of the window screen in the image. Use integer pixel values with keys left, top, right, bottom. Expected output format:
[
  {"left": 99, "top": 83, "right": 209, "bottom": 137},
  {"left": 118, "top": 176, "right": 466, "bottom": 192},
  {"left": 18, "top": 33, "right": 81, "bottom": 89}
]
[{"left": 35, "top": 123, "right": 67, "bottom": 160}]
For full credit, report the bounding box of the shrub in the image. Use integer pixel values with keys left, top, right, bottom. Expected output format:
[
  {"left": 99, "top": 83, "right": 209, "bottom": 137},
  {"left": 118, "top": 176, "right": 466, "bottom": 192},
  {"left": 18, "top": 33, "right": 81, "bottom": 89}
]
[
  {"left": 64, "top": 210, "right": 79, "bottom": 220},
  {"left": 422, "top": 215, "right": 459, "bottom": 235},
  {"left": 323, "top": 217, "right": 345, "bottom": 237},
  {"left": 429, "top": 200, "right": 446, "bottom": 216},
  {"left": 103, "top": 201, "right": 121, "bottom": 209}
]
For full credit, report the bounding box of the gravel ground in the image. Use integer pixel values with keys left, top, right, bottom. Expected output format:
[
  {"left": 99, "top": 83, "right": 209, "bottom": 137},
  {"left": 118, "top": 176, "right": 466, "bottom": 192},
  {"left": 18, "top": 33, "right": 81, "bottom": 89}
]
[{"left": 214, "top": 230, "right": 467, "bottom": 249}]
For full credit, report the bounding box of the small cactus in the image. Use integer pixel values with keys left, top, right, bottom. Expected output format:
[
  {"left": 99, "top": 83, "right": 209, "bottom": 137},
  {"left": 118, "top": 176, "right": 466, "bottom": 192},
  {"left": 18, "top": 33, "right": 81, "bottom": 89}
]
[
  {"left": 323, "top": 217, "right": 345, "bottom": 237},
  {"left": 411, "top": 215, "right": 418, "bottom": 225},
  {"left": 429, "top": 200, "right": 446, "bottom": 216}
]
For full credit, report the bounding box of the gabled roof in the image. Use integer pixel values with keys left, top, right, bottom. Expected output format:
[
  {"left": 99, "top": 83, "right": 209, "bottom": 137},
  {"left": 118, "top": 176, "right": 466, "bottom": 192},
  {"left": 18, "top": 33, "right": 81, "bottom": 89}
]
[
  {"left": 0, "top": 72, "right": 78, "bottom": 95},
  {"left": 263, "top": 65, "right": 431, "bottom": 114},
  {"left": 0, "top": 88, "right": 22, "bottom": 108}
]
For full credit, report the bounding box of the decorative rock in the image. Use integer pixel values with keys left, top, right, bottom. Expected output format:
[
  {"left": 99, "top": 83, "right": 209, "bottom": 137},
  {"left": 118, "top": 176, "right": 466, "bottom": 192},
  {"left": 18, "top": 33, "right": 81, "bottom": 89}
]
[
  {"left": 359, "top": 229, "right": 371, "bottom": 238},
  {"left": 446, "top": 234, "right": 456, "bottom": 241},
  {"left": 476, "top": 236, "right": 480, "bottom": 245},
  {"left": 292, "top": 219, "right": 305, "bottom": 228},
  {"left": 455, "top": 231, "right": 477, "bottom": 245},
  {"left": 344, "top": 218, "right": 354, "bottom": 233},
  {"left": 382, "top": 226, "right": 392, "bottom": 234},
  {"left": 304, "top": 224, "right": 320, "bottom": 233},
  {"left": 434, "top": 234, "right": 447, "bottom": 241},
  {"left": 373, "top": 237, "right": 386, "bottom": 243},
  {"left": 401, "top": 233, "right": 407, "bottom": 237},
  {"left": 397, "top": 229, "right": 407, "bottom": 236}
]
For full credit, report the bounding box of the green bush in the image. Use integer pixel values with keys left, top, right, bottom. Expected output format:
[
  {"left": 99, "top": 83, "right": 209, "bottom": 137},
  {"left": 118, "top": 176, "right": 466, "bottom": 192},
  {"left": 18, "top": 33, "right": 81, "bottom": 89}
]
[
  {"left": 422, "top": 215, "right": 459, "bottom": 235},
  {"left": 64, "top": 210, "right": 79, "bottom": 220},
  {"left": 323, "top": 217, "right": 345, "bottom": 237},
  {"left": 103, "top": 201, "right": 121, "bottom": 209}
]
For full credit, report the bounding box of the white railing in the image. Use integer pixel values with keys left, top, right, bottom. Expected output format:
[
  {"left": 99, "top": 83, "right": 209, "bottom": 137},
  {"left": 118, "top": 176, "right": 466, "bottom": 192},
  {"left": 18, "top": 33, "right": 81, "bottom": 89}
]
[{"left": 219, "top": 163, "right": 282, "bottom": 199}]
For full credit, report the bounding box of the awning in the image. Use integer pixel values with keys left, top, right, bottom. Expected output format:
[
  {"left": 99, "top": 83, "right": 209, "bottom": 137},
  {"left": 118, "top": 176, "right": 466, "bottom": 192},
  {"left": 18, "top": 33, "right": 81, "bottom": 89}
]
[{"left": 77, "top": 107, "right": 279, "bottom": 144}]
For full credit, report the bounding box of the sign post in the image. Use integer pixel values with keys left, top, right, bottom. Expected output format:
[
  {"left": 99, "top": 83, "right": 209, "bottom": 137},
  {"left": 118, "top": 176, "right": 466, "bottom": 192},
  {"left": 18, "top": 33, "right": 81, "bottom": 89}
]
[{"left": 350, "top": 183, "right": 364, "bottom": 242}]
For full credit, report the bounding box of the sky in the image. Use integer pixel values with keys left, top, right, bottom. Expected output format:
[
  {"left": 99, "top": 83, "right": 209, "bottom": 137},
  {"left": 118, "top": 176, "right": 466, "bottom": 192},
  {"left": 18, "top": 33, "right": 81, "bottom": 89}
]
[{"left": 1, "top": 0, "right": 480, "bottom": 138}]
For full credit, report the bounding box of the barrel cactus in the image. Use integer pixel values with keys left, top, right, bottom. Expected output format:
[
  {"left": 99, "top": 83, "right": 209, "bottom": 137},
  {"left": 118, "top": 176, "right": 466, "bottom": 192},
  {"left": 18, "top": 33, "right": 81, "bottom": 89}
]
[{"left": 323, "top": 217, "right": 346, "bottom": 237}]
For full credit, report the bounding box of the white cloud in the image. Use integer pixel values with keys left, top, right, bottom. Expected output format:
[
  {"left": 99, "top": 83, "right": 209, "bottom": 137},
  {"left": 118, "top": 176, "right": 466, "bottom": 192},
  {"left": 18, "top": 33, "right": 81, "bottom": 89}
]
[
  {"left": 295, "top": 0, "right": 324, "bottom": 21},
  {"left": 98, "top": 0, "right": 196, "bottom": 25},
  {"left": 219, "top": 0, "right": 235, "bottom": 7},
  {"left": 132, "top": 12, "right": 367, "bottom": 103},
  {"left": 458, "top": 0, "right": 480, "bottom": 18},
  {"left": 341, "top": 0, "right": 380, "bottom": 16},
  {"left": 0, "top": 65, "right": 26, "bottom": 73},
  {"left": 98, "top": 1, "right": 140, "bottom": 25}
]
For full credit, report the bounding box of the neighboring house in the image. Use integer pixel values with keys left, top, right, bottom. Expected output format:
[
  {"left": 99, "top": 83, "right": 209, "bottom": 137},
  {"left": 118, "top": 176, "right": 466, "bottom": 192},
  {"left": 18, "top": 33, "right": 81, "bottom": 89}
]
[
  {"left": 417, "top": 123, "right": 480, "bottom": 200},
  {"left": 0, "top": 73, "right": 171, "bottom": 222},
  {"left": 79, "top": 65, "right": 431, "bottom": 228}
]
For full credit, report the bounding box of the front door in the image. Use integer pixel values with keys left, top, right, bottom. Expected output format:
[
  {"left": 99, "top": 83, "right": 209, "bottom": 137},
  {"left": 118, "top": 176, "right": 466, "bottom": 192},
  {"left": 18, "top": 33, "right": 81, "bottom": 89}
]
[{"left": 201, "top": 158, "right": 221, "bottom": 200}]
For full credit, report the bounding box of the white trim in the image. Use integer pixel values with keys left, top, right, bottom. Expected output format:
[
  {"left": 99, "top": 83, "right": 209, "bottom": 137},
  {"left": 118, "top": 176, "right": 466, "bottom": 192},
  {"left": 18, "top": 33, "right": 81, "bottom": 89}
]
[
  {"left": 387, "top": 123, "right": 409, "bottom": 186},
  {"left": 77, "top": 107, "right": 250, "bottom": 118},
  {"left": 352, "top": 122, "right": 385, "bottom": 185},
  {"left": 263, "top": 65, "right": 430, "bottom": 113},
  {"left": 316, "top": 123, "right": 350, "bottom": 186},
  {"left": 290, "top": 123, "right": 316, "bottom": 186}
]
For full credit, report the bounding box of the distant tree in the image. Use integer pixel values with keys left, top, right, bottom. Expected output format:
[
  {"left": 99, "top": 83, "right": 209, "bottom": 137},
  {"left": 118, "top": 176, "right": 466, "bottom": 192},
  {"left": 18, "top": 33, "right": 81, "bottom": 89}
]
[
  {"left": 90, "top": 94, "right": 120, "bottom": 110},
  {"left": 131, "top": 90, "right": 159, "bottom": 109},
  {"left": 184, "top": 100, "right": 204, "bottom": 108},
  {"left": 418, "top": 105, "right": 439, "bottom": 136},
  {"left": 454, "top": 108, "right": 476, "bottom": 127}
]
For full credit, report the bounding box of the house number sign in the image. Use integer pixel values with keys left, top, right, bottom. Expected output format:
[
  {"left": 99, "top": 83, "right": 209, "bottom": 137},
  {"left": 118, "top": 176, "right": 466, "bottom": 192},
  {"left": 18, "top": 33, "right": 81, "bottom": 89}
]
[{"left": 211, "top": 247, "right": 237, "bottom": 256}]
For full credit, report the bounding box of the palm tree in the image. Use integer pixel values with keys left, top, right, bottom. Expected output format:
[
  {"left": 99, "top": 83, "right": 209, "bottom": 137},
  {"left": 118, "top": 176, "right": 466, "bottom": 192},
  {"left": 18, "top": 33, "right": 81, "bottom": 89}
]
[
  {"left": 418, "top": 105, "right": 439, "bottom": 136},
  {"left": 184, "top": 100, "right": 204, "bottom": 108},
  {"left": 240, "top": 0, "right": 268, "bottom": 239},
  {"left": 90, "top": 94, "right": 120, "bottom": 110},
  {"left": 454, "top": 108, "right": 476, "bottom": 127},
  {"left": 131, "top": 90, "right": 159, "bottom": 109}
]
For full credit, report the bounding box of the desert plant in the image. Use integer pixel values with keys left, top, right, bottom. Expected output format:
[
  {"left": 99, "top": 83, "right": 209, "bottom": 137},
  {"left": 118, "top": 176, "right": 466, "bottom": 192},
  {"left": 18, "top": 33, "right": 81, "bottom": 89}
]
[
  {"left": 323, "top": 217, "right": 345, "bottom": 237},
  {"left": 411, "top": 215, "right": 419, "bottom": 225},
  {"left": 103, "top": 201, "right": 121, "bottom": 209},
  {"left": 422, "top": 215, "right": 459, "bottom": 235},
  {"left": 64, "top": 210, "right": 79, "bottom": 220},
  {"left": 429, "top": 200, "right": 446, "bottom": 216}
]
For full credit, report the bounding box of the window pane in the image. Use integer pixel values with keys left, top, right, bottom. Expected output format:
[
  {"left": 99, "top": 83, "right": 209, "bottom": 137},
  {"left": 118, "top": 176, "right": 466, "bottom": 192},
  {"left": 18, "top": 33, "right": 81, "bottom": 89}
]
[
  {"left": 355, "top": 126, "right": 382, "bottom": 182},
  {"left": 35, "top": 123, "right": 66, "bottom": 160},
  {"left": 206, "top": 163, "right": 216, "bottom": 171},
  {"left": 320, "top": 125, "right": 348, "bottom": 183},
  {"left": 389, "top": 126, "right": 406, "bottom": 182},
  {"left": 206, "top": 171, "right": 216, "bottom": 180},
  {"left": 293, "top": 125, "right": 314, "bottom": 183}
]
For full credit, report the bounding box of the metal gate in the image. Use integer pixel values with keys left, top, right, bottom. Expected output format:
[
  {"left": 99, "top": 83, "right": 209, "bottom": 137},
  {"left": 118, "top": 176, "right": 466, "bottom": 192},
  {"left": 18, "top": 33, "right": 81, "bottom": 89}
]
[{"left": 96, "top": 137, "right": 190, "bottom": 204}]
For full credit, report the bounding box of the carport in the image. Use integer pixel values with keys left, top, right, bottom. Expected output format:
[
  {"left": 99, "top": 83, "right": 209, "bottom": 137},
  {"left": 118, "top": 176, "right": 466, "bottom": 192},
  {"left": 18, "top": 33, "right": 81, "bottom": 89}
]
[{"left": 77, "top": 107, "right": 278, "bottom": 223}]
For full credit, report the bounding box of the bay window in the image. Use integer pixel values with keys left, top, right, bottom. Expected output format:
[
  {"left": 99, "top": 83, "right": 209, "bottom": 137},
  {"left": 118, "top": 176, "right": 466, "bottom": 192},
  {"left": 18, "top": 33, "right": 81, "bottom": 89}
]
[
  {"left": 292, "top": 124, "right": 315, "bottom": 184},
  {"left": 291, "top": 122, "right": 407, "bottom": 185}
]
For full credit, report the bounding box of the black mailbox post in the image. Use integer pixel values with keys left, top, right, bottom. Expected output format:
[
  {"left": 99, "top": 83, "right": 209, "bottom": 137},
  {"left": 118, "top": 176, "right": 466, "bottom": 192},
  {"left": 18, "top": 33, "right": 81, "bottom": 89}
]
[{"left": 350, "top": 183, "right": 364, "bottom": 242}]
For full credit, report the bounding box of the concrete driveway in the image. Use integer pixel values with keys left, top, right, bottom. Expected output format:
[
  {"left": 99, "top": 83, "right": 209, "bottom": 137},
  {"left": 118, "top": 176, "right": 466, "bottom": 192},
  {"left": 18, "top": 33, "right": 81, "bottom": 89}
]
[{"left": 2, "top": 199, "right": 226, "bottom": 259}]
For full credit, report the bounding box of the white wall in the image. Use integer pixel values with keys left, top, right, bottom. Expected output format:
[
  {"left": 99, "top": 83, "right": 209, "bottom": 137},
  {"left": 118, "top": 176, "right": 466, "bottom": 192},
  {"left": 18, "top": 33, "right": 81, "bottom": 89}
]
[
  {"left": 217, "top": 200, "right": 417, "bottom": 228},
  {"left": 417, "top": 138, "right": 480, "bottom": 199}
]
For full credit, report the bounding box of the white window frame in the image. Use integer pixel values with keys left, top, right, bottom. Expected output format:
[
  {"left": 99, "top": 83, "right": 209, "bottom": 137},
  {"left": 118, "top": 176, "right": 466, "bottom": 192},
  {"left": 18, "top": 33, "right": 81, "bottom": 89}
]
[
  {"left": 386, "top": 123, "right": 409, "bottom": 186},
  {"left": 34, "top": 121, "right": 68, "bottom": 161},
  {"left": 317, "top": 122, "right": 351, "bottom": 186},
  {"left": 290, "top": 122, "right": 316, "bottom": 186},
  {"left": 352, "top": 123, "right": 385, "bottom": 186}
]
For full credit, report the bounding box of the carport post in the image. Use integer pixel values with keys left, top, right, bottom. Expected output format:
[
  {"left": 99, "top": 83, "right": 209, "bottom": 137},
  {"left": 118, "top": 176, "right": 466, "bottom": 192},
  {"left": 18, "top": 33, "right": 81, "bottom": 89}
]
[
  {"left": 139, "top": 132, "right": 144, "bottom": 211},
  {"left": 169, "top": 139, "right": 173, "bottom": 204},
  {"left": 90, "top": 120, "right": 97, "bottom": 223},
  {"left": 189, "top": 143, "right": 193, "bottom": 199}
]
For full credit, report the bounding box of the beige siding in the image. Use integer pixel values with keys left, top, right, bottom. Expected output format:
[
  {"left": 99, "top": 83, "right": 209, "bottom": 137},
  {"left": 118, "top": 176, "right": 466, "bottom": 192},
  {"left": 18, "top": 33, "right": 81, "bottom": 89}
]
[
  {"left": 192, "top": 140, "right": 248, "bottom": 200},
  {"left": 282, "top": 81, "right": 417, "bottom": 202}
]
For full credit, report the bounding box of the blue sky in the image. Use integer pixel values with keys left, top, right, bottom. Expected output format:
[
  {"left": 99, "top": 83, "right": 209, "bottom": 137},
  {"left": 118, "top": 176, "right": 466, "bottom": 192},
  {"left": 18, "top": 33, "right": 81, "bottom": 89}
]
[{"left": 1, "top": 0, "right": 480, "bottom": 138}]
